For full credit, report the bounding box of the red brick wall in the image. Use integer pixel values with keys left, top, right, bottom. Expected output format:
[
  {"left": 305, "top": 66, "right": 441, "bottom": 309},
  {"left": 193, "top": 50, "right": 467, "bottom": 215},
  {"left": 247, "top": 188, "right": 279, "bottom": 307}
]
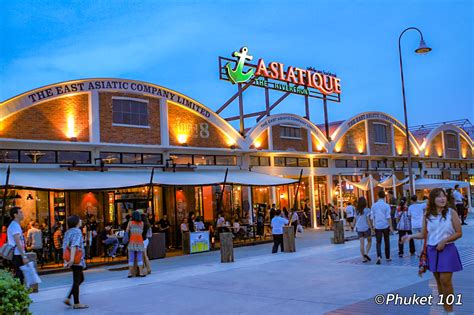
[
  {"left": 312, "top": 135, "right": 326, "bottom": 152},
  {"left": 253, "top": 130, "right": 269, "bottom": 150},
  {"left": 368, "top": 120, "right": 392, "bottom": 156},
  {"left": 99, "top": 92, "right": 161, "bottom": 145},
  {"left": 394, "top": 127, "right": 417, "bottom": 156},
  {"left": 0, "top": 94, "right": 90, "bottom": 142},
  {"left": 460, "top": 137, "right": 472, "bottom": 159},
  {"left": 334, "top": 122, "right": 366, "bottom": 154},
  {"left": 168, "top": 102, "right": 230, "bottom": 148},
  {"left": 426, "top": 133, "right": 443, "bottom": 157},
  {"left": 272, "top": 125, "right": 308, "bottom": 152}
]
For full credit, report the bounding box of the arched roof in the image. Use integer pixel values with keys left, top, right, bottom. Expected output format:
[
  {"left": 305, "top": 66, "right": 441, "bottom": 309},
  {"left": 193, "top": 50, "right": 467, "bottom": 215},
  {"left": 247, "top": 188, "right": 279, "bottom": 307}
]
[
  {"left": 420, "top": 124, "right": 473, "bottom": 152},
  {"left": 244, "top": 113, "right": 329, "bottom": 150},
  {"left": 329, "top": 111, "right": 421, "bottom": 153},
  {"left": 0, "top": 78, "right": 246, "bottom": 148}
]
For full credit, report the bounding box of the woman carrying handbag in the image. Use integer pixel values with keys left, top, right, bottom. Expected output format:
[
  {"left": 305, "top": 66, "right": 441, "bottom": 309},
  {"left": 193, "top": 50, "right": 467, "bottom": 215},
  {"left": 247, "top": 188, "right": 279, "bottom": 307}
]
[
  {"left": 403, "top": 188, "right": 463, "bottom": 315},
  {"left": 62, "top": 215, "right": 88, "bottom": 310}
]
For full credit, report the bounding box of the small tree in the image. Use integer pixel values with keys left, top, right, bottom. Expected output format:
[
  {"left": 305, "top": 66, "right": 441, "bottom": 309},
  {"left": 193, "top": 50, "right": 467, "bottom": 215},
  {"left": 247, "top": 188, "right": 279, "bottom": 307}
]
[{"left": 0, "top": 270, "right": 32, "bottom": 314}]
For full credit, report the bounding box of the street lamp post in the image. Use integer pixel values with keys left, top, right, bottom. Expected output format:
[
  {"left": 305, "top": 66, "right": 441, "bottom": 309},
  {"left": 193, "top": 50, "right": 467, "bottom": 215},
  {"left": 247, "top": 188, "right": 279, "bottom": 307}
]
[{"left": 398, "top": 27, "right": 432, "bottom": 197}]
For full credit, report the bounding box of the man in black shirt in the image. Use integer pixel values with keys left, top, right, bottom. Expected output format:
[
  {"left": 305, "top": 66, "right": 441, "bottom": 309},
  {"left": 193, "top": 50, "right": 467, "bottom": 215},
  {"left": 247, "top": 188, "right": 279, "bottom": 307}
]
[{"left": 269, "top": 204, "right": 276, "bottom": 221}]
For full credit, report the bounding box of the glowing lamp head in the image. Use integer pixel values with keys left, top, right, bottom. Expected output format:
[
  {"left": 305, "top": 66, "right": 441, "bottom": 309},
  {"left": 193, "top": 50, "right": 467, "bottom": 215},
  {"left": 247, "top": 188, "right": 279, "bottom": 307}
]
[
  {"left": 316, "top": 144, "right": 323, "bottom": 152},
  {"left": 67, "top": 115, "right": 76, "bottom": 138},
  {"left": 415, "top": 39, "right": 432, "bottom": 54},
  {"left": 177, "top": 134, "right": 187, "bottom": 144},
  {"left": 254, "top": 141, "right": 261, "bottom": 149}
]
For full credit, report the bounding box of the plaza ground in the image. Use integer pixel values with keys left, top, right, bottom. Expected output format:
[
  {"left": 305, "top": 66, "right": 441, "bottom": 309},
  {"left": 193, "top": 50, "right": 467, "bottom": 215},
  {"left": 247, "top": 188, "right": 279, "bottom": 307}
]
[{"left": 30, "top": 221, "right": 474, "bottom": 315}]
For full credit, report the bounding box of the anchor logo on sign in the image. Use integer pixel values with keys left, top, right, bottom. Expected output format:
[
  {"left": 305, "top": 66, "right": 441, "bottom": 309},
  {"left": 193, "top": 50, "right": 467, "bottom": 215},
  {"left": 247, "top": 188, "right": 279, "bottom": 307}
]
[{"left": 225, "top": 46, "right": 255, "bottom": 84}]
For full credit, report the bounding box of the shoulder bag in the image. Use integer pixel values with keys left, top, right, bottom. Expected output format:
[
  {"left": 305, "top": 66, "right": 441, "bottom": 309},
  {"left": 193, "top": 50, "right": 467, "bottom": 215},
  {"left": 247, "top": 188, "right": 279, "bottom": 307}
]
[
  {"left": 0, "top": 244, "right": 16, "bottom": 261},
  {"left": 63, "top": 236, "right": 83, "bottom": 265},
  {"left": 418, "top": 217, "right": 428, "bottom": 277}
]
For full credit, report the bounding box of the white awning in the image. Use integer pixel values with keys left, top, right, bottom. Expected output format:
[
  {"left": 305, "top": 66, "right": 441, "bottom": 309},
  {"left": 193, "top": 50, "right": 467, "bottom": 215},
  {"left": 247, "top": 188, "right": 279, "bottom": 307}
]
[
  {"left": 0, "top": 168, "right": 297, "bottom": 190},
  {"left": 403, "top": 178, "right": 470, "bottom": 190},
  {"left": 378, "top": 174, "right": 410, "bottom": 188}
]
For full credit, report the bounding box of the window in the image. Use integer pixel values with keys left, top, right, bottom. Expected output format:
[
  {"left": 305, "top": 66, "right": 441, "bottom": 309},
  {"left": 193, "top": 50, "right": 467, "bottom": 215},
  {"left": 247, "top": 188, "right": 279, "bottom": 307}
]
[
  {"left": 280, "top": 125, "right": 301, "bottom": 139},
  {"left": 259, "top": 156, "right": 270, "bottom": 166},
  {"left": 313, "top": 158, "right": 328, "bottom": 168},
  {"left": 445, "top": 133, "right": 457, "bottom": 150},
  {"left": 297, "top": 158, "right": 309, "bottom": 167},
  {"left": 112, "top": 98, "right": 149, "bottom": 127},
  {"left": 286, "top": 157, "right": 298, "bottom": 167},
  {"left": 250, "top": 156, "right": 271, "bottom": 167},
  {"left": 335, "top": 160, "right": 347, "bottom": 168},
  {"left": 122, "top": 153, "right": 142, "bottom": 164},
  {"left": 347, "top": 160, "right": 357, "bottom": 168},
  {"left": 274, "top": 157, "right": 285, "bottom": 167},
  {"left": 215, "top": 156, "right": 237, "bottom": 166},
  {"left": 195, "top": 155, "right": 215, "bottom": 166},
  {"left": 57, "top": 151, "right": 91, "bottom": 164},
  {"left": 0, "top": 150, "right": 19, "bottom": 163},
  {"left": 395, "top": 161, "right": 405, "bottom": 169},
  {"left": 358, "top": 160, "right": 368, "bottom": 168},
  {"left": 20, "top": 150, "right": 56, "bottom": 163},
  {"left": 101, "top": 152, "right": 163, "bottom": 165},
  {"left": 374, "top": 123, "right": 388, "bottom": 144},
  {"left": 142, "top": 154, "right": 163, "bottom": 165},
  {"left": 171, "top": 154, "right": 193, "bottom": 165}
]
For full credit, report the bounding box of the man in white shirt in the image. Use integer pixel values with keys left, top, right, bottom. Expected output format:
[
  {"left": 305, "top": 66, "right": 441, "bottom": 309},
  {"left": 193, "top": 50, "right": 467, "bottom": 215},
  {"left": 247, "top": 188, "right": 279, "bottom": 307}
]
[
  {"left": 407, "top": 195, "right": 426, "bottom": 256},
  {"left": 7, "top": 207, "right": 28, "bottom": 284},
  {"left": 345, "top": 202, "right": 355, "bottom": 231},
  {"left": 371, "top": 190, "right": 393, "bottom": 265},
  {"left": 271, "top": 210, "right": 289, "bottom": 253},
  {"left": 27, "top": 221, "right": 43, "bottom": 266},
  {"left": 453, "top": 185, "right": 466, "bottom": 225}
]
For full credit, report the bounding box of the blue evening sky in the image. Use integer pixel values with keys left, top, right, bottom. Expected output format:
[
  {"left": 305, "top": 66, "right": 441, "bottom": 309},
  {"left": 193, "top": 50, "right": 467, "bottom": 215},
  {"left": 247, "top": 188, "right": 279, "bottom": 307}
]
[{"left": 1, "top": 0, "right": 472, "bottom": 129}]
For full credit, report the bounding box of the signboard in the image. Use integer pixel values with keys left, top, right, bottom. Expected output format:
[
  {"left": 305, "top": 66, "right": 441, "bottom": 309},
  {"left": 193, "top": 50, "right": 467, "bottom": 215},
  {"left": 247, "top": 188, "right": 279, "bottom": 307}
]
[
  {"left": 219, "top": 47, "right": 341, "bottom": 102},
  {"left": 189, "top": 231, "right": 210, "bottom": 254}
]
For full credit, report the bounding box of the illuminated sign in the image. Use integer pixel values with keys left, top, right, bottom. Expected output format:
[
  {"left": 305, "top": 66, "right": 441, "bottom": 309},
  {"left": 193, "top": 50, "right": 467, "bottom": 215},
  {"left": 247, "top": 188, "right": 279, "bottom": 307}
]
[{"left": 220, "top": 47, "right": 341, "bottom": 101}]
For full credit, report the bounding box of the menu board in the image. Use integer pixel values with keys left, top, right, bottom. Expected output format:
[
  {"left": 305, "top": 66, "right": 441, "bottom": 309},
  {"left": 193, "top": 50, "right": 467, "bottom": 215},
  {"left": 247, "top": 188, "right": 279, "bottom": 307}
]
[{"left": 189, "top": 231, "right": 210, "bottom": 254}]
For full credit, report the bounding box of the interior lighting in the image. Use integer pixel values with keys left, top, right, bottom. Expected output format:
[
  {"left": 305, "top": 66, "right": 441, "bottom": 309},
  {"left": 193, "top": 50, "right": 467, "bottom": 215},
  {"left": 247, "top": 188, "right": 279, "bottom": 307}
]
[{"left": 26, "top": 194, "right": 34, "bottom": 200}]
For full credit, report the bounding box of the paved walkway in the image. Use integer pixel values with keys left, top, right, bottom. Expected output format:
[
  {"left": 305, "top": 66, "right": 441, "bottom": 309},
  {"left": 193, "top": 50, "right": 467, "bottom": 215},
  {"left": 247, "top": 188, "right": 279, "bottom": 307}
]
[{"left": 29, "top": 221, "right": 473, "bottom": 314}]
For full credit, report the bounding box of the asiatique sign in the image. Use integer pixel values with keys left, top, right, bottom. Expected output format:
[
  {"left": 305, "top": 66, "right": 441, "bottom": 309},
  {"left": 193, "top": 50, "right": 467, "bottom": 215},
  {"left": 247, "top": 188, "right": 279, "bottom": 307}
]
[{"left": 219, "top": 47, "right": 341, "bottom": 101}]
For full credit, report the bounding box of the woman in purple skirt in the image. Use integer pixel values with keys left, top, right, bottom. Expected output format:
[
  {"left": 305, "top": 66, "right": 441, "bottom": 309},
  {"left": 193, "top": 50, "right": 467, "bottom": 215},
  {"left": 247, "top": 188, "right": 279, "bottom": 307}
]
[{"left": 404, "top": 188, "right": 462, "bottom": 315}]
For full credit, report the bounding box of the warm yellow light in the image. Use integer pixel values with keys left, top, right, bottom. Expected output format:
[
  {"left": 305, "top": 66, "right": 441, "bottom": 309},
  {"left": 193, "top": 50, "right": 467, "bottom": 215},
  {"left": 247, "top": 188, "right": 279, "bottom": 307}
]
[
  {"left": 280, "top": 193, "right": 285, "bottom": 199},
  {"left": 227, "top": 138, "right": 236, "bottom": 146},
  {"left": 335, "top": 146, "right": 342, "bottom": 153},
  {"left": 396, "top": 147, "right": 403, "bottom": 155},
  {"left": 316, "top": 143, "right": 323, "bottom": 151},
  {"left": 67, "top": 115, "right": 76, "bottom": 138},
  {"left": 177, "top": 134, "right": 187, "bottom": 144},
  {"left": 254, "top": 141, "right": 261, "bottom": 149}
]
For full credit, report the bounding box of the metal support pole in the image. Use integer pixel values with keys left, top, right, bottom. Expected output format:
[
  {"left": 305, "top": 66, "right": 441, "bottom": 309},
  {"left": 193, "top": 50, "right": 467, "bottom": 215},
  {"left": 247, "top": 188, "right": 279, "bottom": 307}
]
[
  {"left": 323, "top": 95, "right": 330, "bottom": 140},
  {"left": 0, "top": 166, "right": 10, "bottom": 237},
  {"left": 238, "top": 84, "right": 244, "bottom": 135},
  {"left": 304, "top": 95, "right": 310, "bottom": 120}
]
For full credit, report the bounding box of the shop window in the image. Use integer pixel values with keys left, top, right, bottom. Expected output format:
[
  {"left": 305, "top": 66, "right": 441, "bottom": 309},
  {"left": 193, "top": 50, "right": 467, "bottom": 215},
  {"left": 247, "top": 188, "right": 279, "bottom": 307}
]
[
  {"left": 335, "top": 160, "right": 347, "bottom": 168},
  {"left": 297, "top": 158, "right": 309, "bottom": 167},
  {"left": 286, "top": 157, "right": 298, "bottom": 167},
  {"left": 216, "top": 155, "right": 237, "bottom": 166},
  {"left": 122, "top": 153, "right": 142, "bottom": 164},
  {"left": 395, "top": 161, "right": 404, "bottom": 168},
  {"left": 386, "top": 160, "right": 394, "bottom": 168},
  {"left": 142, "top": 154, "right": 163, "bottom": 165},
  {"left": 100, "top": 152, "right": 121, "bottom": 164},
  {"left": 370, "top": 160, "right": 379, "bottom": 168},
  {"left": 112, "top": 98, "right": 149, "bottom": 127},
  {"left": 171, "top": 154, "right": 193, "bottom": 165},
  {"left": 0, "top": 150, "right": 19, "bottom": 163},
  {"left": 195, "top": 155, "right": 215, "bottom": 166},
  {"left": 374, "top": 123, "right": 388, "bottom": 144},
  {"left": 274, "top": 157, "right": 285, "bottom": 167},
  {"left": 20, "top": 150, "right": 56, "bottom": 163},
  {"left": 57, "top": 151, "right": 91, "bottom": 164},
  {"left": 251, "top": 156, "right": 271, "bottom": 166},
  {"left": 411, "top": 161, "right": 419, "bottom": 168},
  {"left": 280, "top": 125, "right": 302, "bottom": 139},
  {"left": 445, "top": 133, "right": 457, "bottom": 150}
]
